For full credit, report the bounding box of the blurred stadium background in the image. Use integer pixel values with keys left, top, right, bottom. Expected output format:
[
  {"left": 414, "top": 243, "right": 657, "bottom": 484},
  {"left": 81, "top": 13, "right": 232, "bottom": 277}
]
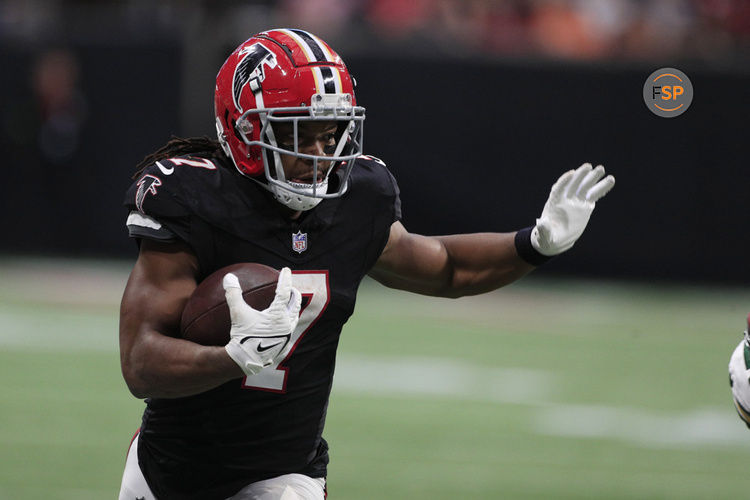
[{"left": 0, "top": 1, "right": 748, "bottom": 498}]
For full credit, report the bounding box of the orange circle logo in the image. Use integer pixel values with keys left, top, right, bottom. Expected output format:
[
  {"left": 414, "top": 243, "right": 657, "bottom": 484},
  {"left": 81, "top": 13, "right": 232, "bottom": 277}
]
[{"left": 643, "top": 68, "right": 693, "bottom": 118}]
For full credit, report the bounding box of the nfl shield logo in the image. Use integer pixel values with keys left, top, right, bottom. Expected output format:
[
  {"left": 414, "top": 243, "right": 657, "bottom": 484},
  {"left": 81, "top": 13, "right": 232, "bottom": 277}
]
[{"left": 292, "top": 230, "right": 307, "bottom": 254}]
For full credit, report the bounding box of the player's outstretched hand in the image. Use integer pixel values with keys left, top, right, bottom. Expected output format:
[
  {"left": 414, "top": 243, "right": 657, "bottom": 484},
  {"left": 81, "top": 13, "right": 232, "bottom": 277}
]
[
  {"left": 223, "top": 267, "right": 302, "bottom": 377},
  {"left": 531, "top": 163, "right": 615, "bottom": 256}
]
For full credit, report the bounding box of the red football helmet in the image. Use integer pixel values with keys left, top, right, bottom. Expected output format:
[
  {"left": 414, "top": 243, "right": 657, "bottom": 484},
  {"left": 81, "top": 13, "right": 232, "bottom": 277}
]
[{"left": 215, "top": 28, "right": 365, "bottom": 211}]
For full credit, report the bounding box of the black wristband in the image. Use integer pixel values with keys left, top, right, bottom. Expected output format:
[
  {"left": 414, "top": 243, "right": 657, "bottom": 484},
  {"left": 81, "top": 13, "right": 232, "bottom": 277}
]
[{"left": 514, "top": 226, "right": 554, "bottom": 266}]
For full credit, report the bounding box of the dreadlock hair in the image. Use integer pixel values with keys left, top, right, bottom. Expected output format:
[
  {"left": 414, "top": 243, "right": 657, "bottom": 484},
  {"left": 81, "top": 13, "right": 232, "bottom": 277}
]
[{"left": 133, "top": 136, "right": 226, "bottom": 179}]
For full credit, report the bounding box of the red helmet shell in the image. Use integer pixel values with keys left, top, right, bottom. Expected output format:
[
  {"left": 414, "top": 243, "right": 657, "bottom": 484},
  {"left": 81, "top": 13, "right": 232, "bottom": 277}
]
[{"left": 215, "top": 29, "right": 357, "bottom": 177}]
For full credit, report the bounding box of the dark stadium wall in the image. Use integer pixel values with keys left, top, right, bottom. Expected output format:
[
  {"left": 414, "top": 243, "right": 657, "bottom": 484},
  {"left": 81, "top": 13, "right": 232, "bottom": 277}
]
[
  {"left": 0, "top": 44, "right": 182, "bottom": 259},
  {"left": 1, "top": 47, "right": 746, "bottom": 284},
  {"left": 349, "top": 56, "right": 748, "bottom": 284}
]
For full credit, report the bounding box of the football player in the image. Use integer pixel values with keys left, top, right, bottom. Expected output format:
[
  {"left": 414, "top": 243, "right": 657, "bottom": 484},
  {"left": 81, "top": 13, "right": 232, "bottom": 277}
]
[
  {"left": 118, "top": 28, "right": 615, "bottom": 500},
  {"left": 728, "top": 314, "right": 750, "bottom": 428}
]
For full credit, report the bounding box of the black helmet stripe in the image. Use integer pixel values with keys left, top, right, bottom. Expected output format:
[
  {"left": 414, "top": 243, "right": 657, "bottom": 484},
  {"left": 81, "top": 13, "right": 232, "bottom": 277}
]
[
  {"left": 319, "top": 67, "right": 336, "bottom": 94},
  {"left": 290, "top": 29, "right": 328, "bottom": 62}
]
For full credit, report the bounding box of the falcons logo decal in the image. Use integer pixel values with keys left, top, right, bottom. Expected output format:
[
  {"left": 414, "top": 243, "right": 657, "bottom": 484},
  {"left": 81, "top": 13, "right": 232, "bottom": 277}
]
[
  {"left": 233, "top": 43, "right": 278, "bottom": 112},
  {"left": 135, "top": 174, "right": 161, "bottom": 213}
]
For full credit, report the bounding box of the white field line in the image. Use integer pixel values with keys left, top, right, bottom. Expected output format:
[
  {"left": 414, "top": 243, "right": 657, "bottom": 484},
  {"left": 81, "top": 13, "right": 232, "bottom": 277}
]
[
  {"left": 334, "top": 355, "right": 750, "bottom": 450},
  {"left": 532, "top": 403, "right": 749, "bottom": 449},
  {"left": 334, "top": 355, "right": 553, "bottom": 404},
  {"left": 0, "top": 305, "right": 118, "bottom": 352}
]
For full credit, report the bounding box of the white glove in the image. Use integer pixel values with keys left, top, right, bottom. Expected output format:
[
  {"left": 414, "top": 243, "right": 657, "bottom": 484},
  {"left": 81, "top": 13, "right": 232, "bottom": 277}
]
[
  {"left": 223, "top": 267, "right": 302, "bottom": 376},
  {"left": 729, "top": 325, "right": 750, "bottom": 427},
  {"left": 531, "top": 163, "right": 615, "bottom": 256}
]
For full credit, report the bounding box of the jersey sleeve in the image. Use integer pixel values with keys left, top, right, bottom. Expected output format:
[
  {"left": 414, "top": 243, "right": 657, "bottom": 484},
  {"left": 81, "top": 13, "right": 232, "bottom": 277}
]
[
  {"left": 126, "top": 211, "right": 177, "bottom": 241},
  {"left": 355, "top": 154, "right": 401, "bottom": 222},
  {"left": 351, "top": 155, "right": 402, "bottom": 271},
  {"left": 375, "top": 167, "right": 401, "bottom": 262},
  {"left": 122, "top": 160, "right": 196, "bottom": 245},
  {"left": 385, "top": 168, "right": 402, "bottom": 222}
]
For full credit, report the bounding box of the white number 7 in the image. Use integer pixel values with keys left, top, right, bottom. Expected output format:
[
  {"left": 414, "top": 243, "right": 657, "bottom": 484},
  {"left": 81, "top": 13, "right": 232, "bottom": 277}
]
[{"left": 241, "top": 271, "right": 330, "bottom": 392}]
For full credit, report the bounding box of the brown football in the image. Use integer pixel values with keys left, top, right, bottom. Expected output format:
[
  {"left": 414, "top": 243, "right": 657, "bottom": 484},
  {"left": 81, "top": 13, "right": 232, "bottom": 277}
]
[{"left": 180, "top": 263, "right": 279, "bottom": 346}]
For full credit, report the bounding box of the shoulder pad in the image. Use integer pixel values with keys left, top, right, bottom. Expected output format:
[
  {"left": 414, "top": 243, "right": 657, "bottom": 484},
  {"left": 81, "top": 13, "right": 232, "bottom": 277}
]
[
  {"left": 352, "top": 154, "right": 398, "bottom": 194},
  {"left": 124, "top": 155, "right": 222, "bottom": 218},
  {"left": 350, "top": 154, "right": 401, "bottom": 220},
  {"left": 355, "top": 154, "right": 388, "bottom": 168}
]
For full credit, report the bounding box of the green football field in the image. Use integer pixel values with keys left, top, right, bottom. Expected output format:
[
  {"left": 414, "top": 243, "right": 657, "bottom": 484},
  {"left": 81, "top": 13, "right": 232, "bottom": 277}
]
[{"left": 1, "top": 257, "right": 749, "bottom": 499}]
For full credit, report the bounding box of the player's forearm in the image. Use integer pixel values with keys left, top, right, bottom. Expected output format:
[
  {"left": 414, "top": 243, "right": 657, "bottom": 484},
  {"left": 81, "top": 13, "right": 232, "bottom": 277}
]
[
  {"left": 435, "top": 232, "right": 535, "bottom": 298},
  {"left": 121, "top": 331, "right": 243, "bottom": 399}
]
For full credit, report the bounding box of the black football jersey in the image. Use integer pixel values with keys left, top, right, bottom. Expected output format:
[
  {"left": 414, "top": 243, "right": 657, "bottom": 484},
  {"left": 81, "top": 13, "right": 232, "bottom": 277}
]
[{"left": 123, "top": 154, "right": 400, "bottom": 499}]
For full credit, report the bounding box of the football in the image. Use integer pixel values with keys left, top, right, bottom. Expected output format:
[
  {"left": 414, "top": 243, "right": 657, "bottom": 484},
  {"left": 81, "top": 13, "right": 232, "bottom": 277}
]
[{"left": 180, "top": 263, "right": 280, "bottom": 346}]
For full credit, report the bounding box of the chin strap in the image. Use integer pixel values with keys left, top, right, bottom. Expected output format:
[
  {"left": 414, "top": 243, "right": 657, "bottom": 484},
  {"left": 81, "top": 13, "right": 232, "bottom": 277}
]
[{"left": 270, "top": 179, "right": 328, "bottom": 211}]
